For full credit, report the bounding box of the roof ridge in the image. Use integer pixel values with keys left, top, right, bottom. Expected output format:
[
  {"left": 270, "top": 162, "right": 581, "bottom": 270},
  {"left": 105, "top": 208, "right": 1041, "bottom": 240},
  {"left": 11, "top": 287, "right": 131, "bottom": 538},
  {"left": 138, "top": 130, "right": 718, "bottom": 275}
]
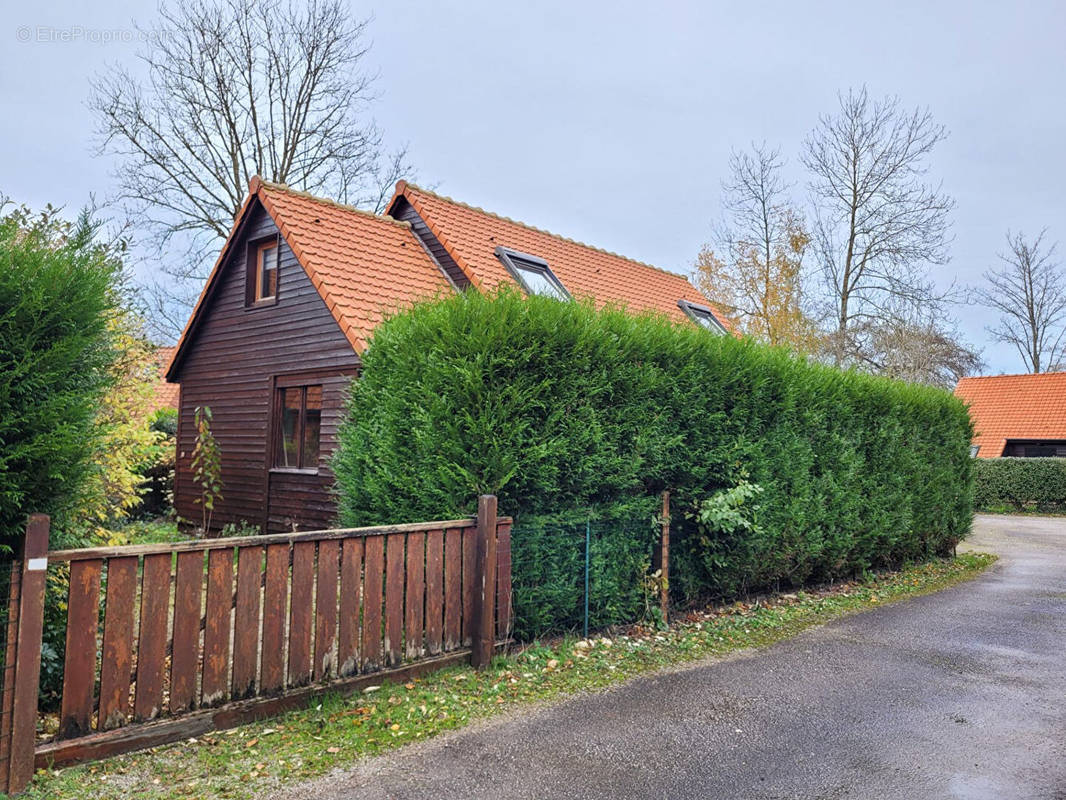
[
  {"left": 959, "top": 371, "right": 1066, "bottom": 381},
  {"left": 401, "top": 182, "right": 693, "bottom": 282},
  {"left": 257, "top": 179, "right": 412, "bottom": 229}
]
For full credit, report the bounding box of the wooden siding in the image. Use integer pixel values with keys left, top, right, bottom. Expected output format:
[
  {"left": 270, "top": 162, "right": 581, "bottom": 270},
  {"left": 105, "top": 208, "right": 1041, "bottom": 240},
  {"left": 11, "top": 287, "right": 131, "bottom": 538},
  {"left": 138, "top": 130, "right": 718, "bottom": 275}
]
[
  {"left": 390, "top": 196, "right": 471, "bottom": 290},
  {"left": 172, "top": 201, "right": 359, "bottom": 533}
]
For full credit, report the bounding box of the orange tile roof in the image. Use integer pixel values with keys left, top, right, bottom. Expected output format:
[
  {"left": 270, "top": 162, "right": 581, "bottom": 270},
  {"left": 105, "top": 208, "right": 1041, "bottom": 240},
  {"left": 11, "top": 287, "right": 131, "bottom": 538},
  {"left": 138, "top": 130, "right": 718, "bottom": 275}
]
[
  {"left": 151, "top": 346, "right": 179, "bottom": 411},
  {"left": 954, "top": 372, "right": 1066, "bottom": 457},
  {"left": 256, "top": 180, "right": 454, "bottom": 351},
  {"left": 392, "top": 182, "right": 731, "bottom": 328}
]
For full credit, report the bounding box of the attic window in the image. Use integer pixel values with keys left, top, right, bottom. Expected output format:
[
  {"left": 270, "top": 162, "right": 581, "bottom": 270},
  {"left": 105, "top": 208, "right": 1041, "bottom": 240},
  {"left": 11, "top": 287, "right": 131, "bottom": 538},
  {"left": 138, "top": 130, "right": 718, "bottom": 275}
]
[
  {"left": 678, "top": 300, "right": 726, "bottom": 334},
  {"left": 250, "top": 239, "right": 279, "bottom": 304},
  {"left": 495, "top": 246, "right": 570, "bottom": 301}
]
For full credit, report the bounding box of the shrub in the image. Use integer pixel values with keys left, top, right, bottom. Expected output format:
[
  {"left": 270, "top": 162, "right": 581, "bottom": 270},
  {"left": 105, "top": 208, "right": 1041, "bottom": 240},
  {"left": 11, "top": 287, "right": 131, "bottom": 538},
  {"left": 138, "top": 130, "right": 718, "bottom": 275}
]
[
  {"left": 973, "top": 458, "right": 1066, "bottom": 512},
  {"left": 334, "top": 291, "right": 974, "bottom": 628},
  {"left": 0, "top": 203, "right": 124, "bottom": 548}
]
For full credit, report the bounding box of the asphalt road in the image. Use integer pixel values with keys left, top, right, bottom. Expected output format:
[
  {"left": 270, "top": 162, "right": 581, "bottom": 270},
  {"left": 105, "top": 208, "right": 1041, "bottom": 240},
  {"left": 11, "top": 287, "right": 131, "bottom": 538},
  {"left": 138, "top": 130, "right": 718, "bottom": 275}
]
[{"left": 285, "top": 515, "right": 1066, "bottom": 800}]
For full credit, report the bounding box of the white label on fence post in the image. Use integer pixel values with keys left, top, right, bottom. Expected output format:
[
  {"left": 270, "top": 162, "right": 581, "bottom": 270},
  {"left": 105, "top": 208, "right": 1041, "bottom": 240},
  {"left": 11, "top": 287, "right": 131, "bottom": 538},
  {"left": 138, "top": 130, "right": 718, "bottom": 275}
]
[{"left": 26, "top": 557, "right": 48, "bottom": 572}]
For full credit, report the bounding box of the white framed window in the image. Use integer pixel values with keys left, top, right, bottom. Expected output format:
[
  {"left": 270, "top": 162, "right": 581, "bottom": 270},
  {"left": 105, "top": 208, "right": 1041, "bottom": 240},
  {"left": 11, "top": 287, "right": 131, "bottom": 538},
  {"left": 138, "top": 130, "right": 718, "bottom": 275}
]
[
  {"left": 678, "top": 299, "right": 726, "bottom": 334},
  {"left": 495, "top": 246, "right": 570, "bottom": 301}
]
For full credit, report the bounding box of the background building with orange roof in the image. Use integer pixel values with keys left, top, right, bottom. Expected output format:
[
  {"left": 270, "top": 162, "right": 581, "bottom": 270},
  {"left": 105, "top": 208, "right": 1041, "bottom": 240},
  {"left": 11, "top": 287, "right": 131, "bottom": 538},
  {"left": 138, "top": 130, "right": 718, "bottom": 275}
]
[{"left": 954, "top": 372, "right": 1066, "bottom": 458}]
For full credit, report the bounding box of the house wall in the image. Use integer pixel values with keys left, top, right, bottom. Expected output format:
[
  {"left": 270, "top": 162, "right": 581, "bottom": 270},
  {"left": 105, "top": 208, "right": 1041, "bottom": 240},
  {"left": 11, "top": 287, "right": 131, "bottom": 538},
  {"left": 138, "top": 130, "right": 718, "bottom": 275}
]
[{"left": 172, "top": 202, "right": 360, "bottom": 533}]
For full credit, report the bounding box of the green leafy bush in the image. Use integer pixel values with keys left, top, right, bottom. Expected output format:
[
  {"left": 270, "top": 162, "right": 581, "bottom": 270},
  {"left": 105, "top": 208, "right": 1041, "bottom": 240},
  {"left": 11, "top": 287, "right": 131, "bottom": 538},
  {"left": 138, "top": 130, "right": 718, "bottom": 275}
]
[
  {"left": 973, "top": 458, "right": 1066, "bottom": 512},
  {"left": 0, "top": 203, "right": 123, "bottom": 547},
  {"left": 334, "top": 291, "right": 974, "bottom": 628}
]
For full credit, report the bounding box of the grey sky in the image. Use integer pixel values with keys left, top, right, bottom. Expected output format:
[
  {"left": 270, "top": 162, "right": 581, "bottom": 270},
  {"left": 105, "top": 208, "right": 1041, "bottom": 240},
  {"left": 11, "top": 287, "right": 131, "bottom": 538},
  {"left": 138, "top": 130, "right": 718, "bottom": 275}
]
[{"left": 3, "top": 0, "right": 1065, "bottom": 373}]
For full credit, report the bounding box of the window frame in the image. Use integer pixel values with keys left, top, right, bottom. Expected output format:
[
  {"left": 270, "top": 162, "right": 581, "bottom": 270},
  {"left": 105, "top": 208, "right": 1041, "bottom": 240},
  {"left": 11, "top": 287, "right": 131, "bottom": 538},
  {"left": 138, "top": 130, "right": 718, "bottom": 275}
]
[
  {"left": 495, "top": 246, "right": 571, "bottom": 301},
  {"left": 678, "top": 299, "right": 727, "bottom": 334},
  {"left": 247, "top": 235, "right": 281, "bottom": 307},
  {"left": 271, "top": 381, "right": 323, "bottom": 473}
]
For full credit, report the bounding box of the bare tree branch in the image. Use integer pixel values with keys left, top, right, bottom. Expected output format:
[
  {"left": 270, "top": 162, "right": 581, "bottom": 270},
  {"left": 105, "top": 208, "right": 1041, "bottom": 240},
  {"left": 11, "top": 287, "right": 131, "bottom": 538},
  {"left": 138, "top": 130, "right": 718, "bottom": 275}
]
[{"left": 90, "top": 0, "right": 416, "bottom": 341}]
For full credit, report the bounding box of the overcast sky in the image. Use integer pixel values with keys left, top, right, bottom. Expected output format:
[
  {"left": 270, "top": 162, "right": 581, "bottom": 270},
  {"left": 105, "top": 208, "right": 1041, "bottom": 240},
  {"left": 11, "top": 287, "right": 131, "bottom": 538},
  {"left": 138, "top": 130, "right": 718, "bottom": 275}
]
[{"left": 3, "top": 0, "right": 1065, "bottom": 373}]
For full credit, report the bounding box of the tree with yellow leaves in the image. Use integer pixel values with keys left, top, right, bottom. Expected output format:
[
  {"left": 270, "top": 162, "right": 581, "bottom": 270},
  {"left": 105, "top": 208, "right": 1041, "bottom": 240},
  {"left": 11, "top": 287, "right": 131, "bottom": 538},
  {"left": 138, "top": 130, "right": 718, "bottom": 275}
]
[{"left": 694, "top": 144, "right": 820, "bottom": 352}]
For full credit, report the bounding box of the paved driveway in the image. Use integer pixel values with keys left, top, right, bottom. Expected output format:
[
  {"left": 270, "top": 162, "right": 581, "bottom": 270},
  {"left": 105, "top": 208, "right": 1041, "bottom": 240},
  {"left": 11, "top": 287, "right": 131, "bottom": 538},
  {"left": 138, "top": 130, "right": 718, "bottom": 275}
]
[{"left": 284, "top": 515, "right": 1066, "bottom": 800}]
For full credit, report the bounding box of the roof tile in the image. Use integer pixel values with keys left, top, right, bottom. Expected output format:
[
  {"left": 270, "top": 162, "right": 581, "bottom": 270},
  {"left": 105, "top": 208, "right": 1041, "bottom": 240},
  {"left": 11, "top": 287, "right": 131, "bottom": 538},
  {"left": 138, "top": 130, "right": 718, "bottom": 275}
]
[{"left": 954, "top": 372, "right": 1066, "bottom": 457}]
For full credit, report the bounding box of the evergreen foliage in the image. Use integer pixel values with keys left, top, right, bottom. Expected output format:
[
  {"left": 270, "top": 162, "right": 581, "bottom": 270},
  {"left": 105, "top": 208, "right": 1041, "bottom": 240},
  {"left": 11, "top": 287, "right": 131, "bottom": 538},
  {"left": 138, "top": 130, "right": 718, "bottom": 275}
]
[
  {"left": 334, "top": 291, "right": 974, "bottom": 627},
  {"left": 973, "top": 457, "right": 1066, "bottom": 512}
]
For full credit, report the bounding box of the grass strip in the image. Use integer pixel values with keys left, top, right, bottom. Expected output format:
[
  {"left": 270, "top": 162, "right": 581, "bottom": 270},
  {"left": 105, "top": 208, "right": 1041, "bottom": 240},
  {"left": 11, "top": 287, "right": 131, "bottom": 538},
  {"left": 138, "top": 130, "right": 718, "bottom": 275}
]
[{"left": 21, "top": 552, "right": 996, "bottom": 800}]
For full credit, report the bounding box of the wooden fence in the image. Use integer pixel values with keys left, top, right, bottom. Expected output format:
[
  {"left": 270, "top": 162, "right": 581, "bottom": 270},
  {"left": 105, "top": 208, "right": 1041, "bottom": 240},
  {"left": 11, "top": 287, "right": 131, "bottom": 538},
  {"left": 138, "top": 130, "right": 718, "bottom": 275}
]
[{"left": 0, "top": 496, "right": 511, "bottom": 795}]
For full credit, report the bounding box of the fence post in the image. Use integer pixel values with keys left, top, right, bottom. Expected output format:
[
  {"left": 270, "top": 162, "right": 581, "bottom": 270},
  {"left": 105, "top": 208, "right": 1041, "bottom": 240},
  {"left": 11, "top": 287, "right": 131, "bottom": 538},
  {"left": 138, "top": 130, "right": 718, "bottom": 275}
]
[
  {"left": 659, "top": 491, "right": 670, "bottom": 626},
  {"left": 5, "top": 514, "right": 49, "bottom": 794},
  {"left": 471, "top": 495, "right": 497, "bottom": 669}
]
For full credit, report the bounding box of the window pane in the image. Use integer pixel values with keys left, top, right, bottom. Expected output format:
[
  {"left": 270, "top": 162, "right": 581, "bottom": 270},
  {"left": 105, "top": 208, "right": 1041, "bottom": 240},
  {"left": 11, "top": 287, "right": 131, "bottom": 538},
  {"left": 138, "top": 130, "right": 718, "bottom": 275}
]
[
  {"left": 692, "top": 309, "right": 723, "bottom": 334},
  {"left": 516, "top": 264, "right": 565, "bottom": 299},
  {"left": 302, "top": 386, "right": 322, "bottom": 468},
  {"left": 277, "top": 387, "right": 301, "bottom": 467},
  {"left": 259, "top": 244, "right": 278, "bottom": 299}
]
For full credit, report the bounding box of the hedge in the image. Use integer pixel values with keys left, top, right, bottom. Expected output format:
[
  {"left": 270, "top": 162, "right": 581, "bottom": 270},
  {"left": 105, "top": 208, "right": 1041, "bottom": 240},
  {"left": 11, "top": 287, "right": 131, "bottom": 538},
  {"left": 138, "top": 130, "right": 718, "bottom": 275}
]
[
  {"left": 334, "top": 291, "right": 974, "bottom": 630},
  {"left": 973, "top": 458, "right": 1066, "bottom": 512}
]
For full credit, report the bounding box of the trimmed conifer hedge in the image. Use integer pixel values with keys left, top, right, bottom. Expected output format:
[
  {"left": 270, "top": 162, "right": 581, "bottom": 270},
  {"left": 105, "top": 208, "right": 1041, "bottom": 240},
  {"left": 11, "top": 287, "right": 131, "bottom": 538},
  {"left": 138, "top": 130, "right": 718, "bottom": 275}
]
[
  {"left": 973, "top": 458, "right": 1066, "bottom": 512},
  {"left": 334, "top": 291, "right": 974, "bottom": 625}
]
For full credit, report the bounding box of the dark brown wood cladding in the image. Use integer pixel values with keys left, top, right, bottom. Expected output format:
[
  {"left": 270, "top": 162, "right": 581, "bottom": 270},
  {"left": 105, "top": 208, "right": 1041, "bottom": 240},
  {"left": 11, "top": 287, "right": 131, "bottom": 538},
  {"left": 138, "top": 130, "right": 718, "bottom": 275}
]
[
  {"left": 172, "top": 201, "right": 360, "bottom": 533},
  {"left": 390, "top": 196, "right": 471, "bottom": 290}
]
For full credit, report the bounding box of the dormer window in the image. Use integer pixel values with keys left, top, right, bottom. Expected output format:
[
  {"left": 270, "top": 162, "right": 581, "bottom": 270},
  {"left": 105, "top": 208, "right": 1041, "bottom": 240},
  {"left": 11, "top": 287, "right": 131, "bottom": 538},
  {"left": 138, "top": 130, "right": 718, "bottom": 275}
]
[
  {"left": 248, "top": 238, "right": 279, "bottom": 305},
  {"left": 495, "top": 246, "right": 570, "bottom": 301},
  {"left": 679, "top": 300, "right": 726, "bottom": 334}
]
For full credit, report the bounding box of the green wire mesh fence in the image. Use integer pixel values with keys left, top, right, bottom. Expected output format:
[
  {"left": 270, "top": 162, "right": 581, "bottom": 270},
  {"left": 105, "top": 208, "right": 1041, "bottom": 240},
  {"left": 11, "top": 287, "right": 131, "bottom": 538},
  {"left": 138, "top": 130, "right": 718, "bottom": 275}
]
[{"left": 509, "top": 510, "right": 661, "bottom": 641}]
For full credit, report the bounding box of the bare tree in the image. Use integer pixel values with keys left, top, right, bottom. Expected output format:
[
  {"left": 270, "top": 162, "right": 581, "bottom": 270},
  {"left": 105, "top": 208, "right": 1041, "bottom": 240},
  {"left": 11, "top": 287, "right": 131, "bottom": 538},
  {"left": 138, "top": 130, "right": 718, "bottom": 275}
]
[
  {"left": 855, "top": 303, "right": 983, "bottom": 389},
  {"left": 694, "top": 144, "right": 819, "bottom": 351},
  {"left": 803, "top": 87, "right": 956, "bottom": 366},
  {"left": 977, "top": 230, "right": 1066, "bottom": 373},
  {"left": 91, "top": 0, "right": 412, "bottom": 338}
]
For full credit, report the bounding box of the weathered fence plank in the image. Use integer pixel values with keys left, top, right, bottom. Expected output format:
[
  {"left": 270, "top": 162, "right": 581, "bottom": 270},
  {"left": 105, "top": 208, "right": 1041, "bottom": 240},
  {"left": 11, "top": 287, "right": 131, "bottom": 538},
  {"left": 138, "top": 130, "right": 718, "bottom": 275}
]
[
  {"left": 232, "top": 546, "right": 263, "bottom": 699},
  {"left": 97, "top": 556, "right": 138, "bottom": 729},
  {"left": 59, "top": 558, "right": 102, "bottom": 738},
  {"left": 404, "top": 532, "right": 425, "bottom": 660},
  {"left": 461, "top": 526, "right": 476, "bottom": 646},
  {"left": 260, "top": 544, "right": 289, "bottom": 693},
  {"left": 361, "top": 536, "right": 383, "bottom": 671},
  {"left": 496, "top": 521, "right": 512, "bottom": 640},
  {"left": 287, "top": 541, "right": 315, "bottom": 687},
  {"left": 170, "top": 551, "right": 204, "bottom": 713},
  {"left": 443, "top": 528, "right": 461, "bottom": 650},
  {"left": 133, "top": 553, "right": 171, "bottom": 721},
  {"left": 384, "top": 533, "right": 405, "bottom": 666},
  {"left": 314, "top": 541, "right": 339, "bottom": 681},
  {"left": 424, "top": 530, "right": 444, "bottom": 655},
  {"left": 337, "top": 538, "right": 362, "bottom": 676}
]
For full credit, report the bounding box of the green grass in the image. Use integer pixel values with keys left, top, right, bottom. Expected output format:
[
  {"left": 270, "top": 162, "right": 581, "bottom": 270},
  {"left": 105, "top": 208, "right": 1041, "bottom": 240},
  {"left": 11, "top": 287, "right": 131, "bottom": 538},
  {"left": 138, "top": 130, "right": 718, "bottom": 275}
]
[
  {"left": 107, "top": 518, "right": 184, "bottom": 546},
  {"left": 21, "top": 553, "right": 995, "bottom": 800}
]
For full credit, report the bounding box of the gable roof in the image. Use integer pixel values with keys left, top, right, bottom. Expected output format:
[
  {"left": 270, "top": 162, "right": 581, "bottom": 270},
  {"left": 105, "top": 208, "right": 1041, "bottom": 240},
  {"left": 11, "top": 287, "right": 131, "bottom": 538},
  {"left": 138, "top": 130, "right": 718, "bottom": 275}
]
[
  {"left": 167, "top": 178, "right": 451, "bottom": 379},
  {"left": 954, "top": 371, "right": 1066, "bottom": 457},
  {"left": 390, "top": 182, "right": 731, "bottom": 328}
]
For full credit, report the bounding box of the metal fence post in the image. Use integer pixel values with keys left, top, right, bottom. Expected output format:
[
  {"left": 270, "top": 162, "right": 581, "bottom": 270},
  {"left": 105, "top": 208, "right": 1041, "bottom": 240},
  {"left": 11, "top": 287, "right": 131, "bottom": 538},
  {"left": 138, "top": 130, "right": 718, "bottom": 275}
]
[
  {"left": 583, "top": 517, "right": 591, "bottom": 639},
  {"left": 659, "top": 492, "right": 670, "bottom": 625},
  {"left": 471, "top": 495, "right": 498, "bottom": 669},
  {"left": 4, "top": 514, "right": 49, "bottom": 794}
]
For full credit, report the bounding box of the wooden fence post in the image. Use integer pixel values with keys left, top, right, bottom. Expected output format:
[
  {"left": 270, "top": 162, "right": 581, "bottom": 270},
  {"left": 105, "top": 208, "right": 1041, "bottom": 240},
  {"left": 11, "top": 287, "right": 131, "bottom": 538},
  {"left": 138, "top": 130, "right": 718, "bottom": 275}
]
[
  {"left": 5, "top": 514, "right": 49, "bottom": 794},
  {"left": 659, "top": 491, "right": 670, "bottom": 625},
  {"left": 471, "top": 495, "right": 497, "bottom": 669}
]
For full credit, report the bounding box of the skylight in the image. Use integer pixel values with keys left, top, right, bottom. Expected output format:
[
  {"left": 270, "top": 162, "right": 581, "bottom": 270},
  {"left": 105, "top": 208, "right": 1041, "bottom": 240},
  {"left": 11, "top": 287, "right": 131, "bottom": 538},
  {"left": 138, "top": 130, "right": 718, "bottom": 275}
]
[
  {"left": 495, "top": 246, "right": 570, "bottom": 301},
  {"left": 678, "top": 300, "right": 726, "bottom": 334}
]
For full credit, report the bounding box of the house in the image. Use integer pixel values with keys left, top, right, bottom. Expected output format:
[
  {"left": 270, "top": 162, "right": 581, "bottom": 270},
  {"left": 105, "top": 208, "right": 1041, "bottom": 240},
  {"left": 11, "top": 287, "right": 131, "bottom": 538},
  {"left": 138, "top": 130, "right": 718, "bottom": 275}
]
[
  {"left": 166, "top": 177, "right": 730, "bottom": 532},
  {"left": 954, "top": 372, "right": 1066, "bottom": 458},
  {"left": 150, "top": 346, "right": 180, "bottom": 412}
]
